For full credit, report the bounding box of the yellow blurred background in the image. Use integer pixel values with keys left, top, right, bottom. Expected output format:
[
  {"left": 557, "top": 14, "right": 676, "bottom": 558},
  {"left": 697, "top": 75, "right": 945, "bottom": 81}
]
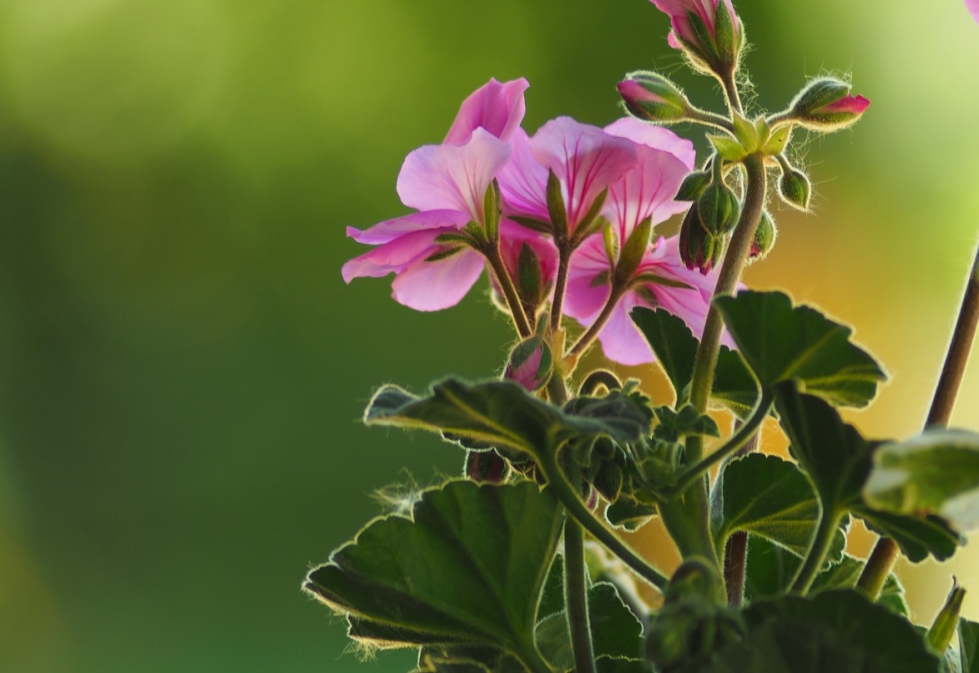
[{"left": 0, "top": 0, "right": 977, "bottom": 671}]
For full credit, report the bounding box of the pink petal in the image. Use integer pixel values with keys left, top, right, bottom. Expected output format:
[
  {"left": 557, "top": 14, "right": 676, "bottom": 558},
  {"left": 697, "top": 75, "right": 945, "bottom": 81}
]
[
  {"left": 347, "top": 210, "right": 470, "bottom": 245},
  {"left": 604, "top": 118, "right": 696, "bottom": 170},
  {"left": 391, "top": 247, "right": 485, "bottom": 311},
  {"left": 596, "top": 296, "right": 657, "bottom": 366},
  {"left": 397, "top": 128, "right": 511, "bottom": 221},
  {"left": 564, "top": 236, "right": 614, "bottom": 323},
  {"left": 498, "top": 128, "right": 550, "bottom": 222},
  {"left": 821, "top": 95, "right": 871, "bottom": 115},
  {"left": 969, "top": 0, "right": 979, "bottom": 22},
  {"left": 342, "top": 228, "right": 445, "bottom": 282},
  {"left": 529, "top": 117, "right": 637, "bottom": 231},
  {"left": 603, "top": 119, "right": 696, "bottom": 236},
  {"left": 444, "top": 78, "right": 530, "bottom": 145}
]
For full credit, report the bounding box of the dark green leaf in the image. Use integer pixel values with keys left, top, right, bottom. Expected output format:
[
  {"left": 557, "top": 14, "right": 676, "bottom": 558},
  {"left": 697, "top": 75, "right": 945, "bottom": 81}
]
[
  {"left": 853, "top": 508, "right": 961, "bottom": 563},
  {"left": 806, "top": 554, "right": 908, "bottom": 616},
  {"left": 605, "top": 496, "right": 657, "bottom": 531},
  {"left": 365, "top": 379, "right": 647, "bottom": 462},
  {"left": 304, "top": 481, "right": 564, "bottom": 661},
  {"left": 711, "top": 454, "right": 820, "bottom": 556},
  {"left": 596, "top": 657, "right": 648, "bottom": 673},
  {"left": 702, "top": 590, "right": 940, "bottom": 673},
  {"left": 631, "top": 308, "right": 758, "bottom": 417},
  {"left": 535, "top": 582, "right": 644, "bottom": 671},
  {"left": 773, "top": 382, "right": 873, "bottom": 512},
  {"left": 715, "top": 290, "right": 886, "bottom": 408},
  {"left": 863, "top": 429, "right": 979, "bottom": 532},
  {"left": 742, "top": 532, "right": 848, "bottom": 601},
  {"left": 418, "top": 646, "right": 524, "bottom": 673},
  {"left": 960, "top": 618, "right": 979, "bottom": 673}
]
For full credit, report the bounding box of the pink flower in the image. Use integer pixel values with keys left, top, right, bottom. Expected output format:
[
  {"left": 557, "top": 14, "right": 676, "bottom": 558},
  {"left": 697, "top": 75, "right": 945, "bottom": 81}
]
[
  {"left": 649, "top": 0, "right": 739, "bottom": 58},
  {"left": 563, "top": 119, "right": 713, "bottom": 366},
  {"left": 499, "top": 117, "right": 638, "bottom": 235},
  {"left": 968, "top": 0, "right": 979, "bottom": 23},
  {"left": 444, "top": 78, "right": 529, "bottom": 145},
  {"left": 342, "top": 129, "right": 511, "bottom": 311},
  {"left": 342, "top": 78, "right": 530, "bottom": 312},
  {"left": 567, "top": 236, "right": 719, "bottom": 366}
]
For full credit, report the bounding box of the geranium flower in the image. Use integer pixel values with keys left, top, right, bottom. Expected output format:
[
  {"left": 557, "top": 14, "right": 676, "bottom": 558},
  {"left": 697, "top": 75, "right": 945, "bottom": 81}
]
[
  {"left": 342, "top": 78, "right": 528, "bottom": 311},
  {"left": 564, "top": 118, "right": 718, "bottom": 366},
  {"left": 499, "top": 117, "right": 638, "bottom": 236},
  {"left": 341, "top": 129, "right": 511, "bottom": 311},
  {"left": 649, "top": 0, "right": 739, "bottom": 58}
]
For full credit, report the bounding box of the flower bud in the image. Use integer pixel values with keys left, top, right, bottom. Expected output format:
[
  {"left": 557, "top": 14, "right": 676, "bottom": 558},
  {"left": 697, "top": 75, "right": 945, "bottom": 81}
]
[
  {"left": 676, "top": 170, "right": 712, "bottom": 202},
  {"left": 789, "top": 78, "right": 870, "bottom": 131},
  {"left": 778, "top": 165, "right": 811, "bottom": 212},
  {"left": 697, "top": 179, "right": 741, "bottom": 236},
  {"left": 679, "top": 206, "right": 723, "bottom": 275},
  {"left": 927, "top": 581, "right": 966, "bottom": 654},
  {"left": 749, "top": 210, "right": 777, "bottom": 262},
  {"left": 651, "top": 0, "right": 743, "bottom": 76},
  {"left": 618, "top": 72, "right": 690, "bottom": 123},
  {"left": 465, "top": 450, "right": 508, "bottom": 484},
  {"left": 504, "top": 336, "right": 552, "bottom": 392}
]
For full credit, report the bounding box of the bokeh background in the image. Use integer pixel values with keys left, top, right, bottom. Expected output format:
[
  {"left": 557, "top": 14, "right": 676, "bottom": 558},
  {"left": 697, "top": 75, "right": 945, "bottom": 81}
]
[{"left": 0, "top": 0, "right": 977, "bottom": 671}]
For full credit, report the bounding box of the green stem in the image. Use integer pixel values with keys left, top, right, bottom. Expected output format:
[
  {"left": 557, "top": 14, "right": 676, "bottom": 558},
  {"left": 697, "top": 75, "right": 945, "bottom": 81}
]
[
  {"left": 688, "top": 154, "right": 768, "bottom": 454},
  {"left": 564, "top": 518, "right": 597, "bottom": 673},
  {"left": 550, "top": 241, "right": 573, "bottom": 333},
  {"left": 664, "top": 391, "right": 773, "bottom": 499},
  {"left": 860, "top": 242, "right": 979, "bottom": 597},
  {"left": 790, "top": 507, "right": 843, "bottom": 594},
  {"left": 687, "top": 107, "right": 735, "bottom": 132},
  {"left": 538, "top": 451, "right": 669, "bottom": 591},
  {"left": 484, "top": 246, "right": 533, "bottom": 338},
  {"left": 720, "top": 68, "right": 744, "bottom": 117},
  {"left": 724, "top": 429, "right": 761, "bottom": 607}
]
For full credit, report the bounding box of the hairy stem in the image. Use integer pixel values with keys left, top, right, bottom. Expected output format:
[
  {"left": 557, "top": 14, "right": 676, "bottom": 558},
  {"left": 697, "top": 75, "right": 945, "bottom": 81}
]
[
  {"left": 859, "top": 243, "right": 979, "bottom": 597},
  {"left": 550, "top": 241, "right": 573, "bottom": 333},
  {"left": 688, "top": 154, "right": 768, "bottom": 455},
  {"left": 926, "top": 243, "right": 979, "bottom": 428},
  {"left": 720, "top": 68, "right": 744, "bottom": 117},
  {"left": 484, "top": 246, "right": 533, "bottom": 338},
  {"left": 538, "top": 451, "right": 668, "bottom": 591},
  {"left": 564, "top": 518, "right": 597, "bottom": 673},
  {"left": 724, "top": 430, "right": 761, "bottom": 606},
  {"left": 791, "top": 507, "right": 842, "bottom": 594},
  {"left": 665, "top": 391, "right": 773, "bottom": 499}
]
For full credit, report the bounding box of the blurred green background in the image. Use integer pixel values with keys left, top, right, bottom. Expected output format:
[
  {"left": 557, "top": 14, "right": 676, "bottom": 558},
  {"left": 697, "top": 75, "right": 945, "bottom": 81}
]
[{"left": 0, "top": 0, "right": 978, "bottom": 671}]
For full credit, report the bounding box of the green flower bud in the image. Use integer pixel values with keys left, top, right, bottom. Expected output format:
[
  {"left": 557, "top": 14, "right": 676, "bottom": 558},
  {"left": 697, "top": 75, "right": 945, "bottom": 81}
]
[
  {"left": 697, "top": 179, "right": 741, "bottom": 236},
  {"left": 778, "top": 165, "right": 812, "bottom": 212},
  {"left": 928, "top": 581, "right": 966, "bottom": 654},
  {"left": 676, "top": 170, "right": 712, "bottom": 202},
  {"left": 749, "top": 210, "right": 777, "bottom": 262},
  {"left": 679, "top": 206, "right": 723, "bottom": 275},
  {"left": 789, "top": 77, "right": 871, "bottom": 132},
  {"left": 618, "top": 71, "right": 691, "bottom": 124}
]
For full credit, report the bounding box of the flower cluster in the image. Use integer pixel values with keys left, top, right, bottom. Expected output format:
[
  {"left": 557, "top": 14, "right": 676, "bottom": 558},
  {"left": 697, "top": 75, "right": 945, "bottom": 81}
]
[{"left": 342, "top": 78, "right": 720, "bottom": 366}]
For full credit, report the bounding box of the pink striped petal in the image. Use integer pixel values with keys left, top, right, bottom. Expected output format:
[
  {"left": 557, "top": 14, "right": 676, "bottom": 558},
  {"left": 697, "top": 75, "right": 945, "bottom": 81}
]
[
  {"left": 397, "top": 128, "right": 511, "bottom": 221},
  {"left": 347, "top": 210, "right": 470, "bottom": 245},
  {"left": 530, "top": 117, "right": 637, "bottom": 232},
  {"left": 564, "top": 236, "right": 614, "bottom": 323},
  {"left": 498, "top": 128, "right": 550, "bottom": 222},
  {"left": 391, "top": 247, "right": 485, "bottom": 311},
  {"left": 605, "top": 118, "right": 696, "bottom": 170},
  {"left": 341, "top": 228, "right": 445, "bottom": 282},
  {"left": 444, "top": 78, "right": 530, "bottom": 145}
]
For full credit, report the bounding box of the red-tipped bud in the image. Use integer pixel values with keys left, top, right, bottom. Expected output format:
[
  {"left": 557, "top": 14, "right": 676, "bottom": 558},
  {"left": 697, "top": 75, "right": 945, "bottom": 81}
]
[
  {"left": 749, "top": 210, "right": 777, "bottom": 262},
  {"left": 504, "top": 336, "right": 552, "bottom": 392},
  {"left": 618, "top": 72, "right": 691, "bottom": 124},
  {"left": 466, "top": 450, "right": 508, "bottom": 484},
  {"left": 789, "top": 78, "right": 870, "bottom": 131},
  {"left": 678, "top": 206, "right": 723, "bottom": 275},
  {"left": 650, "top": 0, "right": 743, "bottom": 75}
]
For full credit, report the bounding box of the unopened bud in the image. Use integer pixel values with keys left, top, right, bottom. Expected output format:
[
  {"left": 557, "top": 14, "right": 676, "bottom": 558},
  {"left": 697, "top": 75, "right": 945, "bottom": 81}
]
[
  {"left": 928, "top": 581, "right": 966, "bottom": 654},
  {"left": 465, "top": 450, "right": 508, "bottom": 484},
  {"left": 615, "top": 217, "right": 653, "bottom": 284},
  {"left": 516, "top": 242, "right": 544, "bottom": 308},
  {"left": 504, "top": 336, "right": 552, "bottom": 392},
  {"left": 697, "top": 179, "right": 741, "bottom": 236},
  {"left": 789, "top": 78, "right": 870, "bottom": 131},
  {"left": 618, "top": 71, "right": 691, "bottom": 123},
  {"left": 679, "top": 206, "right": 723, "bottom": 275},
  {"left": 676, "top": 170, "right": 711, "bottom": 202},
  {"left": 778, "top": 166, "right": 811, "bottom": 212},
  {"left": 749, "top": 210, "right": 777, "bottom": 262}
]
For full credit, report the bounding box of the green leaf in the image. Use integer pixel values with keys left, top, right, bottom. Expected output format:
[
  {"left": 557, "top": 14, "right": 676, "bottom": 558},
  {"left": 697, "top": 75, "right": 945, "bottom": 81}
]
[
  {"left": 806, "top": 555, "right": 908, "bottom": 616},
  {"left": 715, "top": 290, "right": 887, "bottom": 408},
  {"left": 960, "top": 618, "right": 979, "bottom": 673},
  {"left": 702, "top": 590, "right": 941, "bottom": 673},
  {"left": 417, "top": 646, "right": 525, "bottom": 673},
  {"left": 773, "top": 382, "right": 874, "bottom": 512},
  {"left": 863, "top": 429, "right": 979, "bottom": 532},
  {"left": 742, "top": 532, "right": 848, "bottom": 601},
  {"left": 708, "top": 134, "right": 748, "bottom": 162},
  {"left": 605, "top": 496, "right": 658, "bottom": 531},
  {"left": 304, "top": 481, "right": 564, "bottom": 663},
  {"left": 535, "top": 582, "right": 644, "bottom": 671},
  {"left": 852, "top": 508, "right": 961, "bottom": 563},
  {"left": 631, "top": 307, "right": 757, "bottom": 416},
  {"left": 711, "top": 454, "right": 822, "bottom": 556},
  {"left": 365, "top": 379, "right": 647, "bottom": 462}
]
